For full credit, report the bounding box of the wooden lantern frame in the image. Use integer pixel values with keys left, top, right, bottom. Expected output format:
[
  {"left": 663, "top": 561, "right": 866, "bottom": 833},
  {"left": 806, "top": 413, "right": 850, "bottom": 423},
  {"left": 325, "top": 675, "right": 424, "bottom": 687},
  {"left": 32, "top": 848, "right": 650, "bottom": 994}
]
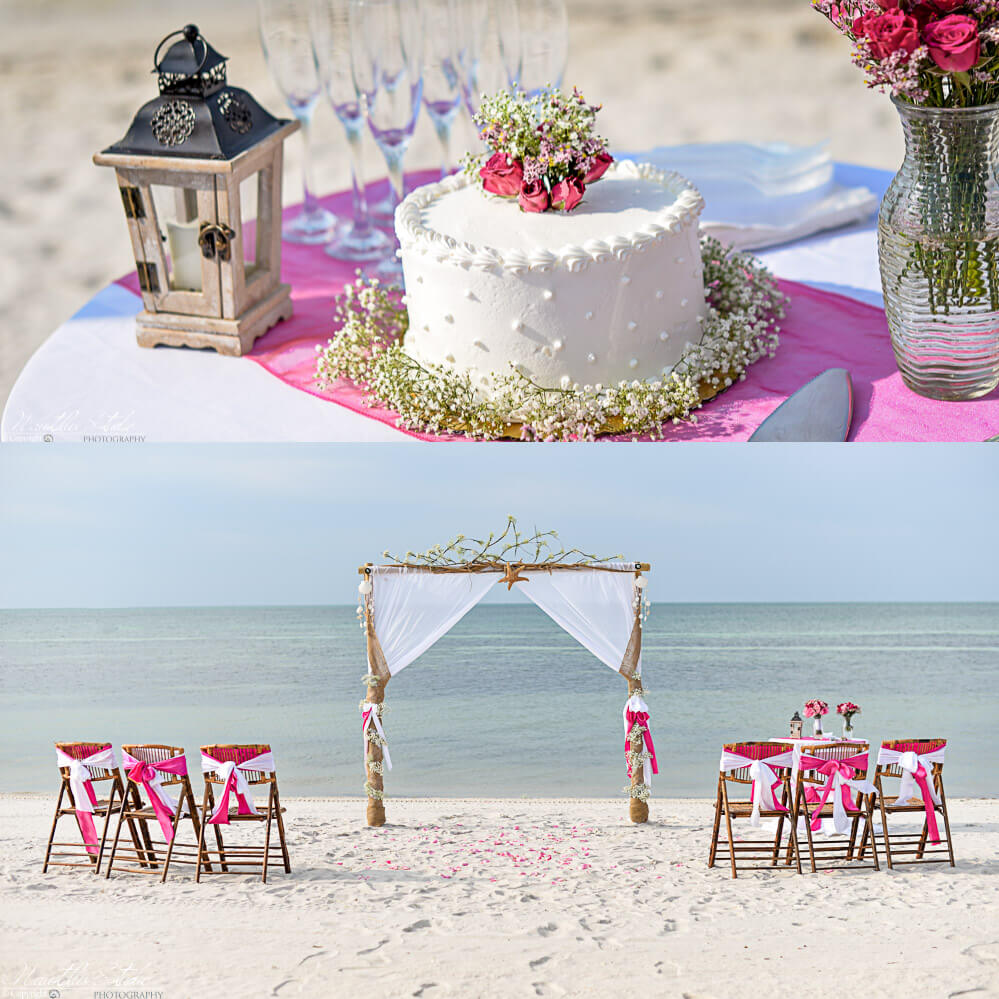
[
  {"left": 94, "top": 120, "right": 298, "bottom": 356},
  {"left": 357, "top": 559, "right": 652, "bottom": 827}
]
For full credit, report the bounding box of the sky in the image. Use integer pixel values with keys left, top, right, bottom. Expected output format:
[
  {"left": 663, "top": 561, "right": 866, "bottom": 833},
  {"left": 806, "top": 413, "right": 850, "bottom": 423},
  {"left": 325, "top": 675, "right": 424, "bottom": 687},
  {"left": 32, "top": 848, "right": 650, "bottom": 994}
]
[{"left": 0, "top": 444, "right": 996, "bottom": 608}]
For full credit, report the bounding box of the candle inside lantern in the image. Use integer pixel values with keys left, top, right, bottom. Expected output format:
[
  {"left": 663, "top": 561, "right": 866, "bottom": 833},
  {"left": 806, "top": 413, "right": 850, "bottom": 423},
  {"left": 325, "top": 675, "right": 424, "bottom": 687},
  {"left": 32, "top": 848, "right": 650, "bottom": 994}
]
[{"left": 166, "top": 220, "right": 203, "bottom": 291}]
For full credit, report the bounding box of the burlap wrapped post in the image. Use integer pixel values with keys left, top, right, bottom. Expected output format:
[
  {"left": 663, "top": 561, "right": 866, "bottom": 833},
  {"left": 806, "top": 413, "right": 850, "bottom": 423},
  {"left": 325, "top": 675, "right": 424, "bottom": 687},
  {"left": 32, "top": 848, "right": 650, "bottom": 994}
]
[
  {"left": 627, "top": 673, "right": 649, "bottom": 824},
  {"left": 363, "top": 589, "right": 392, "bottom": 827}
]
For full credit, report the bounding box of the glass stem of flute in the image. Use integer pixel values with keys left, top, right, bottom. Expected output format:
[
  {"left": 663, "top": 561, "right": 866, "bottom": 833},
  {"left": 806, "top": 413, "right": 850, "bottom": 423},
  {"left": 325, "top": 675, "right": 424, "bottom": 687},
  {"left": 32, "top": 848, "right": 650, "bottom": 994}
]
[
  {"left": 345, "top": 117, "right": 374, "bottom": 230},
  {"left": 433, "top": 116, "right": 452, "bottom": 179},
  {"left": 297, "top": 106, "right": 322, "bottom": 221}
]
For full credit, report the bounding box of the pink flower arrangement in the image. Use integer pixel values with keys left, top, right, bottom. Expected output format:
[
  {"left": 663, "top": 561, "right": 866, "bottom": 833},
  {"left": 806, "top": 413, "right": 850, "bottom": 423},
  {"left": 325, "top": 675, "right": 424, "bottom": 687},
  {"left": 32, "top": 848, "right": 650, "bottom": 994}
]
[
  {"left": 803, "top": 699, "right": 829, "bottom": 717},
  {"left": 466, "top": 87, "right": 614, "bottom": 214},
  {"left": 813, "top": 0, "right": 999, "bottom": 106},
  {"left": 836, "top": 701, "right": 862, "bottom": 716}
]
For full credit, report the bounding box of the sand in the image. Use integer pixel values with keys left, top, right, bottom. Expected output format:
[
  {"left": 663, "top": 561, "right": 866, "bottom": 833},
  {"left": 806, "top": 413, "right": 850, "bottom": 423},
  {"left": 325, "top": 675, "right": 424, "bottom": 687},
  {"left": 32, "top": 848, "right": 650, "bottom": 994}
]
[
  {"left": 1, "top": 793, "right": 997, "bottom": 998},
  {"left": 0, "top": 0, "right": 904, "bottom": 409}
]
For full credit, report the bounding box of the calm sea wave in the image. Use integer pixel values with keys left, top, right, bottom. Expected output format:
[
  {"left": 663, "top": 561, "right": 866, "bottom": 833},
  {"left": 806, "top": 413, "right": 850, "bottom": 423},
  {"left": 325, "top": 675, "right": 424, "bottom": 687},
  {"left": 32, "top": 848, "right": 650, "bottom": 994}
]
[{"left": 2, "top": 603, "right": 996, "bottom": 797}]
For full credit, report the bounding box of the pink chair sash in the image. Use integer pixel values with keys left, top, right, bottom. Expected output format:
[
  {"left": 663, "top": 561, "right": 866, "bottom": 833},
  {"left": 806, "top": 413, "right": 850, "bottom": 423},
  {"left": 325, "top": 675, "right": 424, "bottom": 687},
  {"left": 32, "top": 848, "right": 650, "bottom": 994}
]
[
  {"left": 122, "top": 750, "right": 188, "bottom": 842},
  {"left": 55, "top": 745, "right": 116, "bottom": 855},
  {"left": 877, "top": 744, "right": 946, "bottom": 845},
  {"left": 623, "top": 694, "right": 658, "bottom": 786},
  {"left": 201, "top": 751, "right": 275, "bottom": 825},
  {"left": 798, "top": 752, "right": 874, "bottom": 834}
]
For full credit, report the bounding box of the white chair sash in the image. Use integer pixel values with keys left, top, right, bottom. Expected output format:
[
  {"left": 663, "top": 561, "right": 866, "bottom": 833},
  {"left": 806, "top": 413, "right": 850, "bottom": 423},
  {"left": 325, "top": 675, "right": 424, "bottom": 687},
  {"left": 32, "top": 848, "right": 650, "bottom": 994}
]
[
  {"left": 55, "top": 745, "right": 116, "bottom": 814},
  {"left": 361, "top": 704, "right": 392, "bottom": 771},
  {"left": 719, "top": 749, "right": 794, "bottom": 827},
  {"left": 200, "top": 751, "right": 275, "bottom": 824},
  {"left": 877, "top": 745, "right": 945, "bottom": 808}
]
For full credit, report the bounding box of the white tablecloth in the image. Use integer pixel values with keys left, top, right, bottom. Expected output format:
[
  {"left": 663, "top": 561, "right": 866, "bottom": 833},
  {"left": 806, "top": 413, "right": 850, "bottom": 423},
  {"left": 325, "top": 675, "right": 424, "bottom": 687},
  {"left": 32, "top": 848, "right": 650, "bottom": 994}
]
[{"left": 1, "top": 164, "right": 889, "bottom": 443}]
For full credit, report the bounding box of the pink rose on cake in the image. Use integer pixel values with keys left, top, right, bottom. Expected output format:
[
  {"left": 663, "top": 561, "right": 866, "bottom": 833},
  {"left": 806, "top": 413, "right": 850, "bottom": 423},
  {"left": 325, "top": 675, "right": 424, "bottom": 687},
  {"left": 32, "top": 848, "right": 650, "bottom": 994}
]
[
  {"left": 479, "top": 153, "right": 524, "bottom": 198},
  {"left": 550, "top": 176, "right": 585, "bottom": 212},
  {"left": 923, "top": 15, "right": 981, "bottom": 71},
  {"left": 518, "top": 180, "right": 551, "bottom": 214}
]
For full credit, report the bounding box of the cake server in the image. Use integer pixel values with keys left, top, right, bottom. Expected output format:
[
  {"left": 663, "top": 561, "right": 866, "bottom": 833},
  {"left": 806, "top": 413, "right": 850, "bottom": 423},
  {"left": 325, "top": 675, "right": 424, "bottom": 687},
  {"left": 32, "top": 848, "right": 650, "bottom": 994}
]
[{"left": 749, "top": 368, "right": 853, "bottom": 442}]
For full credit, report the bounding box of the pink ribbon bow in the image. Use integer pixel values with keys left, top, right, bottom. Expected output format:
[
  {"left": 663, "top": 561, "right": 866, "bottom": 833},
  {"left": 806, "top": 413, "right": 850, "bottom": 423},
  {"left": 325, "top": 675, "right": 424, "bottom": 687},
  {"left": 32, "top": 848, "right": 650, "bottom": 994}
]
[
  {"left": 624, "top": 696, "right": 659, "bottom": 783},
  {"left": 906, "top": 761, "right": 941, "bottom": 845},
  {"left": 55, "top": 746, "right": 115, "bottom": 856},
  {"left": 802, "top": 758, "right": 858, "bottom": 832},
  {"left": 123, "top": 752, "right": 188, "bottom": 841}
]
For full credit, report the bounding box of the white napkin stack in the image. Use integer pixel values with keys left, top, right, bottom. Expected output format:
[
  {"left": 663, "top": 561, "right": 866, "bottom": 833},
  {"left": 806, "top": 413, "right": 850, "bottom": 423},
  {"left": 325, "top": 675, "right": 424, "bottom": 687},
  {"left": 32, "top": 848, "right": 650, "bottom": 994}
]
[{"left": 621, "top": 142, "right": 879, "bottom": 251}]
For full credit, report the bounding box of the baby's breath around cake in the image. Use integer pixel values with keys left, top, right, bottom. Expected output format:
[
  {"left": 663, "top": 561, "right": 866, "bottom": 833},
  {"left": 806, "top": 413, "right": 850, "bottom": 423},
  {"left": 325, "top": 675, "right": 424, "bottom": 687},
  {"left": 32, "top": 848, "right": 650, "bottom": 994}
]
[{"left": 314, "top": 237, "right": 786, "bottom": 441}]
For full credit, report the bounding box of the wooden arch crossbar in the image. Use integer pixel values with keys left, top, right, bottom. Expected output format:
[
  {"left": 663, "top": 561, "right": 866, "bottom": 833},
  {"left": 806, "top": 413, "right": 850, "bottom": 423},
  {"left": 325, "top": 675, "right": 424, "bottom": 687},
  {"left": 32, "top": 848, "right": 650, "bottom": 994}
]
[{"left": 357, "top": 560, "right": 652, "bottom": 827}]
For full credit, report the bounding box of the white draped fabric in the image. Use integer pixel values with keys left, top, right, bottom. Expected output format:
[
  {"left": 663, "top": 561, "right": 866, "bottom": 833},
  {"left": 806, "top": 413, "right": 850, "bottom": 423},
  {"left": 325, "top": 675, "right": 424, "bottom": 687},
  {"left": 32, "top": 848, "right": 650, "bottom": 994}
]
[
  {"left": 370, "top": 567, "right": 497, "bottom": 675},
  {"left": 369, "top": 563, "right": 639, "bottom": 677},
  {"left": 520, "top": 564, "right": 640, "bottom": 674}
]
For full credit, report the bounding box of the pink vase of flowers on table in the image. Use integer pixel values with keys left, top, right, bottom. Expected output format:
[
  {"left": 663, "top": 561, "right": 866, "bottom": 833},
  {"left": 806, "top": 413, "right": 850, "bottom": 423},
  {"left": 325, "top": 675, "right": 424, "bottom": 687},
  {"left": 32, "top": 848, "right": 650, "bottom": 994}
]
[
  {"left": 837, "top": 701, "right": 862, "bottom": 739},
  {"left": 803, "top": 699, "right": 830, "bottom": 737}
]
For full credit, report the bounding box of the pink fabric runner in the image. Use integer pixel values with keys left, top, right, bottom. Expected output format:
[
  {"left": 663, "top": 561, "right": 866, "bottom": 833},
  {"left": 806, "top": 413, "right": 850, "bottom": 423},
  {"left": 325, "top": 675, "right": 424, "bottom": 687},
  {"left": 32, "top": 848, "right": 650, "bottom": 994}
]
[{"left": 116, "top": 172, "right": 999, "bottom": 441}]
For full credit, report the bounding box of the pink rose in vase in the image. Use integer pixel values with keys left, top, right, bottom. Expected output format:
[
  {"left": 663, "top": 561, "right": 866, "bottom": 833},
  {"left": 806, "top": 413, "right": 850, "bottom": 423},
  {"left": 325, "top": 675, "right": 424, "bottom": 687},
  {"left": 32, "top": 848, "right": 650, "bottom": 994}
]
[
  {"left": 550, "top": 175, "right": 586, "bottom": 212},
  {"left": 480, "top": 153, "right": 524, "bottom": 198},
  {"left": 924, "top": 15, "right": 981, "bottom": 72},
  {"left": 803, "top": 699, "right": 830, "bottom": 737},
  {"left": 518, "top": 179, "right": 551, "bottom": 213},
  {"left": 853, "top": 10, "right": 921, "bottom": 60}
]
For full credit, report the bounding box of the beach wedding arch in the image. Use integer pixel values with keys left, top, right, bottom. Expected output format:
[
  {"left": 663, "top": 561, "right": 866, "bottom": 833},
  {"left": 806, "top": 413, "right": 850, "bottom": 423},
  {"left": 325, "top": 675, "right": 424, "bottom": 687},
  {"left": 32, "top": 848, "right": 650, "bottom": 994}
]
[{"left": 355, "top": 519, "right": 656, "bottom": 826}]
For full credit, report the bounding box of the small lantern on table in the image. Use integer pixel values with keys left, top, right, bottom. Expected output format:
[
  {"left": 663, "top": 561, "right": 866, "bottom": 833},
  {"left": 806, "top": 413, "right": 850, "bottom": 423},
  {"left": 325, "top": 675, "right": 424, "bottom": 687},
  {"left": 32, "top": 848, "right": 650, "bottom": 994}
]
[
  {"left": 94, "top": 25, "right": 299, "bottom": 355},
  {"left": 790, "top": 711, "right": 803, "bottom": 739}
]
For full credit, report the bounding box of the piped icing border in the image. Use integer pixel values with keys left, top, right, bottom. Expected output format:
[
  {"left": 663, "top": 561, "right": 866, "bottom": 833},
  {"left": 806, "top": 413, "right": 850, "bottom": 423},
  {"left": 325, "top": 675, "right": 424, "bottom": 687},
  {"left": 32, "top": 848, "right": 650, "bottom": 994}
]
[{"left": 396, "top": 161, "right": 705, "bottom": 274}]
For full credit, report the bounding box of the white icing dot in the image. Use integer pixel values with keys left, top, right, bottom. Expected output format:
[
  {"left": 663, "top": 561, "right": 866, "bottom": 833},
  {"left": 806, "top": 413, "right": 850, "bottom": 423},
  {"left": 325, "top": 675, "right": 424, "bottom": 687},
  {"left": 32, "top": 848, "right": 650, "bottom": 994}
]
[
  {"left": 587, "top": 353, "right": 596, "bottom": 363},
  {"left": 552, "top": 339, "right": 563, "bottom": 352},
  {"left": 629, "top": 358, "right": 639, "bottom": 369},
  {"left": 584, "top": 311, "right": 594, "bottom": 321},
  {"left": 542, "top": 289, "right": 554, "bottom": 301},
  {"left": 627, "top": 321, "right": 637, "bottom": 331},
  {"left": 659, "top": 331, "right": 669, "bottom": 341},
  {"left": 621, "top": 275, "right": 631, "bottom": 285},
  {"left": 680, "top": 298, "right": 689, "bottom": 308},
  {"left": 655, "top": 290, "right": 664, "bottom": 300},
  {"left": 512, "top": 319, "right": 523, "bottom": 331}
]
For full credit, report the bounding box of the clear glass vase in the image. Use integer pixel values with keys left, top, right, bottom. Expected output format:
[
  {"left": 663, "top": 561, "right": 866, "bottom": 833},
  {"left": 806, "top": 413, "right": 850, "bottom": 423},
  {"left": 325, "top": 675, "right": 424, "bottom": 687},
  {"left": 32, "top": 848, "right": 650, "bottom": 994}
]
[{"left": 879, "top": 99, "right": 999, "bottom": 401}]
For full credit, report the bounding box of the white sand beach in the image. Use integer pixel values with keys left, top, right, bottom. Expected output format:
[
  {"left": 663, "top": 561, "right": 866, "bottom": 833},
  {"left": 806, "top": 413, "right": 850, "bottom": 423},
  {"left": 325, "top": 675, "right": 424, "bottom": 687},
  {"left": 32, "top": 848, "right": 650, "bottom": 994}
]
[
  {"left": 0, "top": 0, "right": 903, "bottom": 408},
  {"left": 2, "top": 794, "right": 997, "bottom": 998}
]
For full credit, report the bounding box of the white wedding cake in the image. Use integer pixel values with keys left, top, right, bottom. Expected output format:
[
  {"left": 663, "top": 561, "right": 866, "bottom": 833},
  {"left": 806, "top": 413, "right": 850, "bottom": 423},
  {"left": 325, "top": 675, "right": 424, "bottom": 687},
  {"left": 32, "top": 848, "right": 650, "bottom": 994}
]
[{"left": 396, "top": 160, "right": 706, "bottom": 395}]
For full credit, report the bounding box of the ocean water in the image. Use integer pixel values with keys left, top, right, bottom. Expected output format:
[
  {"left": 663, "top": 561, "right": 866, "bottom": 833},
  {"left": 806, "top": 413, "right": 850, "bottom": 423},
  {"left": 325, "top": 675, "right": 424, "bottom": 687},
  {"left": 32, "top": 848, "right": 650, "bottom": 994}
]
[{"left": 1, "top": 603, "right": 996, "bottom": 798}]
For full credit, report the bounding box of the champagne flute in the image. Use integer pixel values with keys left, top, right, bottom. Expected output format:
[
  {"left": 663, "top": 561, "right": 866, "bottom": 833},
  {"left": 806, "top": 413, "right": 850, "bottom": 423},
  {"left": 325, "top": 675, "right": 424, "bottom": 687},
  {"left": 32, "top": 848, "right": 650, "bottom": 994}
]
[
  {"left": 312, "top": 0, "right": 394, "bottom": 261},
  {"left": 453, "top": 0, "right": 495, "bottom": 119},
  {"left": 498, "top": 0, "right": 568, "bottom": 96},
  {"left": 258, "top": 0, "right": 338, "bottom": 243},
  {"left": 350, "top": 0, "right": 424, "bottom": 282},
  {"left": 422, "top": 0, "right": 463, "bottom": 178}
]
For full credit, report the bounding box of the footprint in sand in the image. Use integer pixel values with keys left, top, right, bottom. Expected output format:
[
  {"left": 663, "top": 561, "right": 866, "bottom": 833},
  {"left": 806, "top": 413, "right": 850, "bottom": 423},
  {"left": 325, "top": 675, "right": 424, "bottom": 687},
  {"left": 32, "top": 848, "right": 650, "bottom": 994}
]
[
  {"left": 403, "top": 919, "right": 432, "bottom": 933},
  {"left": 537, "top": 923, "right": 557, "bottom": 937}
]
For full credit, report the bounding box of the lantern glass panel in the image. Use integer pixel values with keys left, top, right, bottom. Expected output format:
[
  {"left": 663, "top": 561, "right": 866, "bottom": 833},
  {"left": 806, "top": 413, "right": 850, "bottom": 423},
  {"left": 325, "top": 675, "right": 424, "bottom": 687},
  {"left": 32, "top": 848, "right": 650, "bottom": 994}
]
[
  {"left": 239, "top": 173, "right": 261, "bottom": 277},
  {"left": 144, "top": 180, "right": 217, "bottom": 296}
]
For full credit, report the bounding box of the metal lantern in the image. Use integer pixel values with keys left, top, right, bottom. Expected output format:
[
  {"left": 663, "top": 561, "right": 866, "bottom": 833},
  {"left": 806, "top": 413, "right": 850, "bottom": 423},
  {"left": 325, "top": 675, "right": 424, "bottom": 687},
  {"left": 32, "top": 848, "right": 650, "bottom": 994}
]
[
  {"left": 94, "top": 25, "right": 299, "bottom": 355},
  {"left": 790, "top": 711, "right": 803, "bottom": 739}
]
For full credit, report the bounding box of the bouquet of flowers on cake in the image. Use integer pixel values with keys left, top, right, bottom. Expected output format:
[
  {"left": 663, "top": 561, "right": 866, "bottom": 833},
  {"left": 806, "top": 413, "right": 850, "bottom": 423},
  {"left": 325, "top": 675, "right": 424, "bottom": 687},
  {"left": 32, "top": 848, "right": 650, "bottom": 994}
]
[
  {"left": 463, "top": 87, "right": 614, "bottom": 213},
  {"left": 813, "top": 0, "right": 999, "bottom": 105}
]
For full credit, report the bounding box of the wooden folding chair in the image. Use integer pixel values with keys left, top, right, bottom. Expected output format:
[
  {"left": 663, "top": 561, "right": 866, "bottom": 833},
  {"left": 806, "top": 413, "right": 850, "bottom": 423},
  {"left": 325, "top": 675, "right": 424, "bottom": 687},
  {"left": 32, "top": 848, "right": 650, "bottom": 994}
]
[
  {"left": 43, "top": 742, "right": 144, "bottom": 874},
  {"left": 196, "top": 744, "right": 290, "bottom": 883},
  {"left": 859, "top": 738, "right": 954, "bottom": 869},
  {"left": 790, "top": 740, "right": 880, "bottom": 873},
  {"left": 104, "top": 744, "right": 209, "bottom": 881},
  {"left": 709, "top": 741, "right": 800, "bottom": 878}
]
